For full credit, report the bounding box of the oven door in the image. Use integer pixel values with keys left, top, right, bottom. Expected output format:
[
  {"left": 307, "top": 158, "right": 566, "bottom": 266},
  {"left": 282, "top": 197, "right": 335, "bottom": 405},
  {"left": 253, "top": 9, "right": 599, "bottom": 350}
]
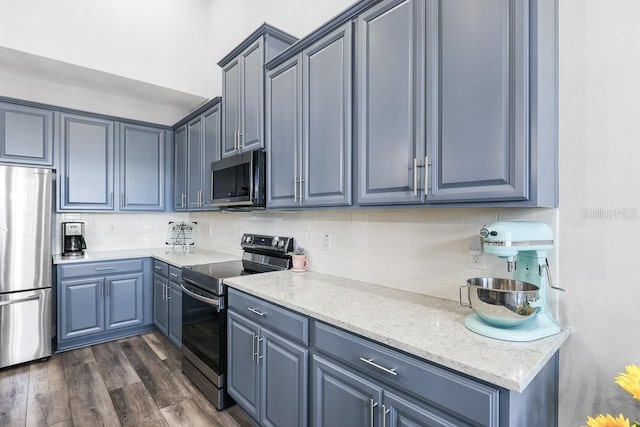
[{"left": 181, "top": 280, "right": 226, "bottom": 387}]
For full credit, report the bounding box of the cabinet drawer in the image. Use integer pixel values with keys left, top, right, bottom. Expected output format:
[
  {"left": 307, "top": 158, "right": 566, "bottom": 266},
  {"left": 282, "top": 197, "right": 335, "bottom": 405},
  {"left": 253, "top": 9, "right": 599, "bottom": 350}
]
[
  {"left": 168, "top": 265, "right": 182, "bottom": 282},
  {"left": 228, "top": 289, "right": 309, "bottom": 345},
  {"left": 59, "top": 259, "right": 144, "bottom": 279},
  {"left": 152, "top": 260, "right": 168, "bottom": 276},
  {"left": 311, "top": 321, "right": 499, "bottom": 426}
]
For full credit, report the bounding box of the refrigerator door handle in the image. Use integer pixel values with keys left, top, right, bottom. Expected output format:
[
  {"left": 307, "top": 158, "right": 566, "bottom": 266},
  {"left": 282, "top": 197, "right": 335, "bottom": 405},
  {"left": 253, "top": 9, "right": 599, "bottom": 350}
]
[{"left": 0, "top": 294, "right": 40, "bottom": 306}]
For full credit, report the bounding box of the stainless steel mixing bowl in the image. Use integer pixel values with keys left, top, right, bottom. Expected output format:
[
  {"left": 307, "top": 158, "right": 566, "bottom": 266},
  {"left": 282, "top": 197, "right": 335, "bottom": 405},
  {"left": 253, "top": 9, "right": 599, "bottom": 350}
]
[{"left": 460, "top": 278, "right": 540, "bottom": 328}]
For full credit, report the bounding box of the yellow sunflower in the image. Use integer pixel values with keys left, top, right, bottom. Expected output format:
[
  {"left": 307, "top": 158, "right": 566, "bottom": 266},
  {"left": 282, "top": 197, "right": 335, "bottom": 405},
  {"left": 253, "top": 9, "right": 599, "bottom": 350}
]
[
  {"left": 583, "top": 414, "right": 631, "bottom": 427},
  {"left": 616, "top": 365, "right": 640, "bottom": 401}
]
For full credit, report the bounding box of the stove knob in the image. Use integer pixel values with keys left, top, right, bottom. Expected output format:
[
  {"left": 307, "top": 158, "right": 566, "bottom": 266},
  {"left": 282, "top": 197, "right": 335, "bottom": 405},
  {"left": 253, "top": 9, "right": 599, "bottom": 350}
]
[
  {"left": 272, "top": 238, "right": 278, "bottom": 246},
  {"left": 278, "top": 240, "right": 285, "bottom": 248},
  {"left": 245, "top": 236, "right": 252, "bottom": 243}
]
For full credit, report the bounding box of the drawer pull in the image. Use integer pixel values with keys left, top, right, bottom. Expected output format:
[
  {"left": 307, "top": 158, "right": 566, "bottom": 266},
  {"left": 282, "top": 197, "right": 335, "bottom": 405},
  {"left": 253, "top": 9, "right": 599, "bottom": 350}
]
[
  {"left": 95, "top": 267, "right": 116, "bottom": 271},
  {"left": 247, "top": 307, "right": 266, "bottom": 317},
  {"left": 169, "top": 273, "right": 179, "bottom": 278},
  {"left": 359, "top": 357, "right": 398, "bottom": 376},
  {"left": 154, "top": 266, "right": 163, "bottom": 270}
]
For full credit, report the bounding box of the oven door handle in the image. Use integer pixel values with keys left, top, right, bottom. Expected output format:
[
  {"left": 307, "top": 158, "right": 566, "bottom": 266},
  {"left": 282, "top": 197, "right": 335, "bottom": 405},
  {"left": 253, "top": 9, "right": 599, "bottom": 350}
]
[{"left": 180, "top": 284, "right": 220, "bottom": 308}]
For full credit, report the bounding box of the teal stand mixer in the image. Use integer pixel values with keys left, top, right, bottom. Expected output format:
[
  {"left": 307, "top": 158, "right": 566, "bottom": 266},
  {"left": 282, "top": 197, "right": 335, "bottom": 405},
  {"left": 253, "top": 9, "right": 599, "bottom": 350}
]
[{"left": 462, "top": 221, "right": 564, "bottom": 342}]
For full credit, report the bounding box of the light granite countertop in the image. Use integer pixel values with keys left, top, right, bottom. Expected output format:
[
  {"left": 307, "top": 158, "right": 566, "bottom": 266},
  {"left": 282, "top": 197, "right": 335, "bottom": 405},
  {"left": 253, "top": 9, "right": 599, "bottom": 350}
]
[
  {"left": 224, "top": 270, "right": 571, "bottom": 393},
  {"left": 52, "top": 247, "right": 239, "bottom": 267}
]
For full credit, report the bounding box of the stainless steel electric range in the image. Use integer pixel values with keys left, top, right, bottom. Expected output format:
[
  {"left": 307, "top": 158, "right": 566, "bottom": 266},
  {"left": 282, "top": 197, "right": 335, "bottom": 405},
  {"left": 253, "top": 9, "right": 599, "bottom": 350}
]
[{"left": 180, "top": 234, "right": 294, "bottom": 410}]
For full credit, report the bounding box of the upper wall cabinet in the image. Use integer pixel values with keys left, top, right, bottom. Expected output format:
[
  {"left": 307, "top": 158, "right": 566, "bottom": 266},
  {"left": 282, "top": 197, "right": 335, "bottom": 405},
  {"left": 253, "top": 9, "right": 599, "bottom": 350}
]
[
  {"left": 0, "top": 102, "right": 54, "bottom": 167},
  {"left": 219, "top": 24, "right": 298, "bottom": 159},
  {"left": 266, "top": 24, "right": 352, "bottom": 208},
  {"left": 119, "top": 123, "right": 166, "bottom": 211},
  {"left": 355, "top": 0, "right": 426, "bottom": 205},
  {"left": 58, "top": 112, "right": 172, "bottom": 212},
  {"left": 59, "top": 113, "right": 115, "bottom": 211},
  {"left": 174, "top": 125, "right": 187, "bottom": 211},
  {"left": 173, "top": 98, "right": 221, "bottom": 212},
  {"left": 264, "top": 0, "right": 558, "bottom": 208},
  {"left": 428, "top": 0, "right": 543, "bottom": 204}
]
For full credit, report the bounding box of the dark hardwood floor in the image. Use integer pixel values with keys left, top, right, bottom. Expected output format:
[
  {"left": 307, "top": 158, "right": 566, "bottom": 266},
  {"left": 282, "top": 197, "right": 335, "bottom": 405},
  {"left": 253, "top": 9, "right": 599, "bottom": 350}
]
[{"left": 0, "top": 332, "right": 257, "bottom": 427}]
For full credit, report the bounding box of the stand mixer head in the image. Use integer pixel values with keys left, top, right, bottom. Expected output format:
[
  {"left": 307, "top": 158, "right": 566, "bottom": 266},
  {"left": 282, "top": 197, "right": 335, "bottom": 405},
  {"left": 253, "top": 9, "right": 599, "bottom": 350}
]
[{"left": 462, "top": 221, "right": 563, "bottom": 341}]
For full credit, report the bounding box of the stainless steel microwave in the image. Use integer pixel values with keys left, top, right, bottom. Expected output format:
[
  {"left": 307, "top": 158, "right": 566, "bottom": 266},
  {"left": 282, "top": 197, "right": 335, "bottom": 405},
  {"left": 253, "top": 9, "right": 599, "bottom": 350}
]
[{"left": 211, "top": 150, "right": 266, "bottom": 208}]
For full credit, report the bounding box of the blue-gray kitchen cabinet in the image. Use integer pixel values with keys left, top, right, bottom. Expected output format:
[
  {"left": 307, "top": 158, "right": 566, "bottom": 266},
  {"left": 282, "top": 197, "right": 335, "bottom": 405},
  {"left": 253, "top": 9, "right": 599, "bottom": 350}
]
[
  {"left": 186, "top": 104, "right": 221, "bottom": 211},
  {"left": 266, "top": 23, "right": 352, "bottom": 208},
  {"left": 119, "top": 123, "right": 165, "bottom": 211},
  {"left": 427, "top": 0, "right": 540, "bottom": 204},
  {"left": 58, "top": 112, "right": 115, "bottom": 211},
  {"left": 168, "top": 266, "right": 182, "bottom": 347},
  {"left": 355, "top": 0, "right": 427, "bottom": 206},
  {"left": 59, "top": 277, "right": 106, "bottom": 341},
  {"left": 311, "top": 354, "right": 382, "bottom": 427},
  {"left": 174, "top": 124, "right": 187, "bottom": 211},
  {"left": 153, "top": 273, "right": 169, "bottom": 336},
  {"left": 228, "top": 289, "right": 309, "bottom": 426},
  {"left": 0, "top": 102, "right": 54, "bottom": 166},
  {"left": 57, "top": 258, "right": 153, "bottom": 351},
  {"left": 228, "top": 310, "right": 261, "bottom": 421},
  {"left": 152, "top": 260, "right": 182, "bottom": 348},
  {"left": 220, "top": 24, "right": 298, "bottom": 159}
]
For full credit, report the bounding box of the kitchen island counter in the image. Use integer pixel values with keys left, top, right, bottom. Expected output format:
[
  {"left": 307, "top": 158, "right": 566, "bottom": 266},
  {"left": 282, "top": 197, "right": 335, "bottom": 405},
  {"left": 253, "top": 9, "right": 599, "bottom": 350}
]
[
  {"left": 52, "top": 247, "right": 238, "bottom": 267},
  {"left": 224, "top": 270, "right": 571, "bottom": 393}
]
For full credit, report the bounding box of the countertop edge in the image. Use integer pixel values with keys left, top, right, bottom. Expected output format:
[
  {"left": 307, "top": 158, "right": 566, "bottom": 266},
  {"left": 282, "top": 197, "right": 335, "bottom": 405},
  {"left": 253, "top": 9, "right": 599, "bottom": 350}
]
[
  {"left": 52, "top": 247, "right": 239, "bottom": 267},
  {"left": 224, "top": 274, "right": 572, "bottom": 393}
]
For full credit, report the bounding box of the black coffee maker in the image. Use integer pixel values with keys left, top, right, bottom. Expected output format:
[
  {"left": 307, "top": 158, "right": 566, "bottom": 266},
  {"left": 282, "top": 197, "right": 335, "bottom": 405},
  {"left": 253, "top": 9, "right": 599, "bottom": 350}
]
[{"left": 62, "top": 222, "right": 87, "bottom": 257}]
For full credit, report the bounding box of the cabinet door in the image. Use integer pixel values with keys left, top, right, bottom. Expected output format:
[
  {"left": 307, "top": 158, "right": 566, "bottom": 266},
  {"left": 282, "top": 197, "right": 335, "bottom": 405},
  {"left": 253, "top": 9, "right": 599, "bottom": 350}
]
[
  {"left": 228, "top": 311, "right": 261, "bottom": 421},
  {"left": 240, "top": 38, "right": 265, "bottom": 153},
  {"left": 59, "top": 278, "right": 105, "bottom": 340},
  {"left": 356, "top": 0, "right": 426, "bottom": 205},
  {"left": 105, "top": 273, "right": 143, "bottom": 331},
  {"left": 187, "top": 116, "right": 204, "bottom": 210},
  {"left": 383, "top": 390, "right": 470, "bottom": 427},
  {"left": 429, "top": 0, "right": 528, "bottom": 202},
  {"left": 260, "top": 328, "right": 308, "bottom": 427},
  {"left": 59, "top": 113, "right": 114, "bottom": 210},
  {"left": 266, "top": 55, "right": 302, "bottom": 208},
  {"left": 311, "top": 354, "right": 382, "bottom": 427},
  {"left": 303, "top": 24, "right": 352, "bottom": 207},
  {"left": 222, "top": 58, "right": 241, "bottom": 158},
  {"left": 119, "top": 123, "right": 165, "bottom": 211},
  {"left": 174, "top": 125, "right": 188, "bottom": 211},
  {"left": 167, "top": 281, "right": 182, "bottom": 348},
  {"left": 0, "top": 102, "right": 53, "bottom": 166},
  {"left": 152, "top": 274, "right": 168, "bottom": 335},
  {"left": 201, "top": 105, "right": 221, "bottom": 210}
]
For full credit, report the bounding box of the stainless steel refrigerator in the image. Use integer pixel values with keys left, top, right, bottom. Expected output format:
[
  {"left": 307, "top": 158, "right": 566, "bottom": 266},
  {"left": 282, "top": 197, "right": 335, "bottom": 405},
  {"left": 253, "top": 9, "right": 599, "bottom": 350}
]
[{"left": 0, "top": 165, "right": 52, "bottom": 368}]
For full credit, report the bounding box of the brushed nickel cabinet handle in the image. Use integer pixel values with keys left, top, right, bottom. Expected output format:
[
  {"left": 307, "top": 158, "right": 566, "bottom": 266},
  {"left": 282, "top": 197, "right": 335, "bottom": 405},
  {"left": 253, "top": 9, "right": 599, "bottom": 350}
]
[
  {"left": 369, "top": 399, "right": 378, "bottom": 427},
  {"left": 256, "top": 337, "right": 264, "bottom": 364},
  {"left": 382, "top": 404, "right": 390, "bottom": 427},
  {"left": 424, "top": 156, "right": 429, "bottom": 196},
  {"left": 247, "top": 307, "right": 266, "bottom": 317},
  {"left": 359, "top": 357, "right": 398, "bottom": 376},
  {"left": 414, "top": 158, "right": 418, "bottom": 196},
  {"left": 95, "top": 267, "right": 116, "bottom": 271}
]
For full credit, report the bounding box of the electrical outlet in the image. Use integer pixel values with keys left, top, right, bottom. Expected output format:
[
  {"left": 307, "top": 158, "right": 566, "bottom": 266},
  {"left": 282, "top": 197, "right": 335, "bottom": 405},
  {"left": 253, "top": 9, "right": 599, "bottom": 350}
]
[
  {"left": 469, "top": 254, "right": 486, "bottom": 269},
  {"left": 322, "top": 233, "right": 333, "bottom": 250}
]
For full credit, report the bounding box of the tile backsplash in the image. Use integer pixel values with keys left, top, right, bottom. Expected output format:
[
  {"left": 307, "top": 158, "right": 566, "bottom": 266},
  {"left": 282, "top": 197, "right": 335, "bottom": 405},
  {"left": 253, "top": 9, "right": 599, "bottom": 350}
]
[{"left": 56, "top": 208, "right": 558, "bottom": 304}]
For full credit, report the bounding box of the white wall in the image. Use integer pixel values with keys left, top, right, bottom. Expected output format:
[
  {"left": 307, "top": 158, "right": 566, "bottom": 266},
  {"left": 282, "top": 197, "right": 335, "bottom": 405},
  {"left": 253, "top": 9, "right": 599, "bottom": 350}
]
[
  {"left": 558, "top": 1, "right": 640, "bottom": 424},
  {"left": 0, "top": 0, "right": 213, "bottom": 98},
  {"left": 207, "top": 0, "right": 356, "bottom": 95}
]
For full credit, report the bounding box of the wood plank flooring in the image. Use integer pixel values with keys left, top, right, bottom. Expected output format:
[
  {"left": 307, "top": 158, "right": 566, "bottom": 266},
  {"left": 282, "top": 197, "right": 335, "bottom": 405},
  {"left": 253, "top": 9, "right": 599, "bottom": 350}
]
[{"left": 0, "top": 332, "right": 256, "bottom": 427}]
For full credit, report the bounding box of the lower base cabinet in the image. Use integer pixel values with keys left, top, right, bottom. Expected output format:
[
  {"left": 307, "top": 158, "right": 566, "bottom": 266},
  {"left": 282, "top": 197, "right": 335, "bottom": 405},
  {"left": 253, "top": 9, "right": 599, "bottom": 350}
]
[
  {"left": 311, "top": 354, "right": 467, "bottom": 427},
  {"left": 227, "top": 289, "right": 309, "bottom": 427},
  {"left": 152, "top": 260, "right": 182, "bottom": 348},
  {"left": 226, "top": 289, "right": 560, "bottom": 427},
  {"left": 57, "top": 258, "right": 153, "bottom": 351}
]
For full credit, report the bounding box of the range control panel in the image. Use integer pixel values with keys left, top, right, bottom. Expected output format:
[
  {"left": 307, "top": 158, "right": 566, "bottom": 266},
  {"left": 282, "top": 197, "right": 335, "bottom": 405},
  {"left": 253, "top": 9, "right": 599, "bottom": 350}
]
[{"left": 241, "top": 234, "right": 294, "bottom": 253}]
